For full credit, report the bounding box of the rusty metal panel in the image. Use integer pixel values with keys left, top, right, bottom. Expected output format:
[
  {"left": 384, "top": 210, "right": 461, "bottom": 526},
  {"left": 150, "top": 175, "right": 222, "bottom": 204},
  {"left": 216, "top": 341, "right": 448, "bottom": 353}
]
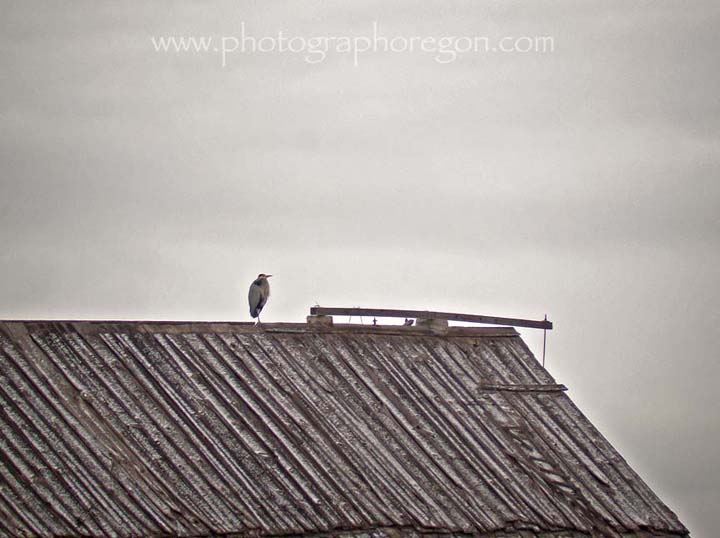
[{"left": 0, "top": 321, "right": 688, "bottom": 538}]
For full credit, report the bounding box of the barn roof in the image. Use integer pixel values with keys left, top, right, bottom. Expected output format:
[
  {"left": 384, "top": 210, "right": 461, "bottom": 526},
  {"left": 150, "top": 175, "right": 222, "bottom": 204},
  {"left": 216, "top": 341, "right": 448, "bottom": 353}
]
[{"left": 0, "top": 320, "right": 688, "bottom": 538}]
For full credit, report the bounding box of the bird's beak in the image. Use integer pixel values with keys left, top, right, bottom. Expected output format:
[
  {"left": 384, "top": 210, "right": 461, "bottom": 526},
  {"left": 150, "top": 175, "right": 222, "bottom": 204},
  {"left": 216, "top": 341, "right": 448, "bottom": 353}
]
[{"left": 267, "top": 274, "right": 273, "bottom": 278}]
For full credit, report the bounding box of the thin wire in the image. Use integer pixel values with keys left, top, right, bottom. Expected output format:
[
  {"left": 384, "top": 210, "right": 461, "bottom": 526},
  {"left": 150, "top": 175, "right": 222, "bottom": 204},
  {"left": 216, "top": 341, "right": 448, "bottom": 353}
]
[{"left": 542, "top": 314, "right": 548, "bottom": 367}]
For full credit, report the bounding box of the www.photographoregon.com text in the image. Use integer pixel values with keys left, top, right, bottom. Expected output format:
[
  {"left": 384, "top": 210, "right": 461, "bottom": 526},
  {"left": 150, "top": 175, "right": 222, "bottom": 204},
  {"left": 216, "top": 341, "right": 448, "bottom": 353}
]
[{"left": 151, "top": 21, "right": 555, "bottom": 66}]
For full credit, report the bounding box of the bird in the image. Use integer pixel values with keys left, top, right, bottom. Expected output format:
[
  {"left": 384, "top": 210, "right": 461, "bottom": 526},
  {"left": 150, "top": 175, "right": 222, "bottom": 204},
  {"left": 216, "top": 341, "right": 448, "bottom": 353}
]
[{"left": 248, "top": 273, "right": 272, "bottom": 323}]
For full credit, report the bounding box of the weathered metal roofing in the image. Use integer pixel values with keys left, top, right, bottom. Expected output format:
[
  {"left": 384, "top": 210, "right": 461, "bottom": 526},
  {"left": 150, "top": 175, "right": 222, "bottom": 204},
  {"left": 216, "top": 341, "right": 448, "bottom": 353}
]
[{"left": 0, "top": 320, "right": 688, "bottom": 538}]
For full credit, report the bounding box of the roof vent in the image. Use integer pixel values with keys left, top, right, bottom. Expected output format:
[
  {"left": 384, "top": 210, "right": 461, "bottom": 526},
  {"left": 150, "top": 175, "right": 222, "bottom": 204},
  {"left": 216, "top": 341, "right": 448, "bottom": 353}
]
[{"left": 306, "top": 314, "right": 333, "bottom": 327}]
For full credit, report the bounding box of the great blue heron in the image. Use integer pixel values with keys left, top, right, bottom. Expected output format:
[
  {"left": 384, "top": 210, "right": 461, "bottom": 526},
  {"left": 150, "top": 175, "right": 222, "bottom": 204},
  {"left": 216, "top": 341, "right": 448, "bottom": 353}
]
[{"left": 248, "top": 273, "right": 272, "bottom": 323}]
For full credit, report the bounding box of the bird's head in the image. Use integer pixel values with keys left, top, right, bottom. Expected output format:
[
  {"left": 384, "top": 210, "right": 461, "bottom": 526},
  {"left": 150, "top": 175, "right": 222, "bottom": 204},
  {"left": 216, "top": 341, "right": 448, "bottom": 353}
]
[{"left": 257, "top": 273, "right": 272, "bottom": 279}]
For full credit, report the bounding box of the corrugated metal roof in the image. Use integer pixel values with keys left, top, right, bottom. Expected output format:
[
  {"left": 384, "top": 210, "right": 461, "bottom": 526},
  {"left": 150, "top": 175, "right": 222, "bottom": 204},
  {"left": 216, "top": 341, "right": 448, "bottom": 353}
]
[{"left": 0, "top": 321, "right": 688, "bottom": 538}]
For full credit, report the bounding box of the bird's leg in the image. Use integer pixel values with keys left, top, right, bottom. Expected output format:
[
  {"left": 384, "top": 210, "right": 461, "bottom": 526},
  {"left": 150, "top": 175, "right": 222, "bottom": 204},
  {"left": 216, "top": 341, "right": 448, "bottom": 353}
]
[{"left": 256, "top": 313, "right": 261, "bottom": 325}]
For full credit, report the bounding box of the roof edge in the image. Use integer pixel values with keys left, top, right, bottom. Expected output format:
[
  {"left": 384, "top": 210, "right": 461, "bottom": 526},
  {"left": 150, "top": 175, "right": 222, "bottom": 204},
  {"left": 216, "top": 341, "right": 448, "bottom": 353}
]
[{"left": 0, "top": 320, "right": 519, "bottom": 337}]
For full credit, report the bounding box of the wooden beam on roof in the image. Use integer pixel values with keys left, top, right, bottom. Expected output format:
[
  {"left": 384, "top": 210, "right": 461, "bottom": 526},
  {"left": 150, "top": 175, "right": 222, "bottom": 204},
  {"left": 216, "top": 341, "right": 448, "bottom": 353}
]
[{"left": 309, "top": 307, "right": 553, "bottom": 330}]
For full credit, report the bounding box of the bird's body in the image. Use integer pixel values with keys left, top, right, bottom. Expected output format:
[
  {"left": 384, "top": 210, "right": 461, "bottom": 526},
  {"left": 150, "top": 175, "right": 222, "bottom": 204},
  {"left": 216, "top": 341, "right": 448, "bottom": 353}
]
[{"left": 248, "top": 273, "right": 272, "bottom": 322}]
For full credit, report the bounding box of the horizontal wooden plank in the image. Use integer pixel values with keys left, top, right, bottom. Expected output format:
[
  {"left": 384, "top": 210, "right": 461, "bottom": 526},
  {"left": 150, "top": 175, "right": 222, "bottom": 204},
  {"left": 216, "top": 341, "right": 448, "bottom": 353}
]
[
  {"left": 475, "top": 383, "right": 568, "bottom": 393},
  {"left": 309, "top": 307, "right": 553, "bottom": 330}
]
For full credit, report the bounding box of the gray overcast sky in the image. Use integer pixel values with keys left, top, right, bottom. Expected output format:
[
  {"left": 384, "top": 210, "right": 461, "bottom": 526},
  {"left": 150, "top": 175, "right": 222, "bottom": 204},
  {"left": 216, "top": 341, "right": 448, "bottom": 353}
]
[{"left": 1, "top": 1, "right": 719, "bottom": 536}]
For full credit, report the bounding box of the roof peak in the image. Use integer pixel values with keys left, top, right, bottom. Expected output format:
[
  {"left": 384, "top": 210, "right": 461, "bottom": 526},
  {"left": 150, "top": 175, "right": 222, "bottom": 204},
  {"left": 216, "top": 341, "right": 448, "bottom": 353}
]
[{"left": 0, "top": 319, "right": 518, "bottom": 337}]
